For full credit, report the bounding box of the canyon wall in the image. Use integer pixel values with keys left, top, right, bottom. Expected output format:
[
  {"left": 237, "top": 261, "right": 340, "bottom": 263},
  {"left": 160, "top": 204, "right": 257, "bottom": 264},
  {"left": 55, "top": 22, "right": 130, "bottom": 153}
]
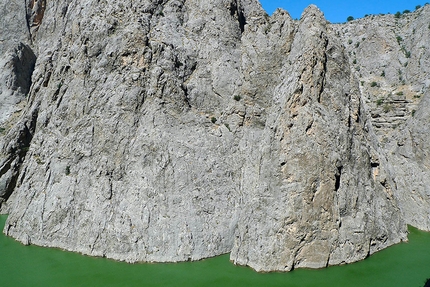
[{"left": 1, "top": 0, "right": 429, "bottom": 272}]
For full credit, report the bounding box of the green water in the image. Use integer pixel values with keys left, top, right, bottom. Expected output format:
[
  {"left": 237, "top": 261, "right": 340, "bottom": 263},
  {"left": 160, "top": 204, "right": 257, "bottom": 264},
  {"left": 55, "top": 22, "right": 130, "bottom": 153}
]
[{"left": 1, "top": 215, "right": 429, "bottom": 287}]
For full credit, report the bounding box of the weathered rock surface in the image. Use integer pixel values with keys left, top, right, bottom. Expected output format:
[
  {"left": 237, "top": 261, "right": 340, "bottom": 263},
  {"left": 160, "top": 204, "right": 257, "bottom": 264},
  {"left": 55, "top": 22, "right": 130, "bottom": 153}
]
[
  {"left": 230, "top": 6, "right": 406, "bottom": 271},
  {"left": 0, "top": 0, "right": 35, "bottom": 125},
  {"left": 0, "top": 0, "right": 429, "bottom": 272},
  {"left": 334, "top": 7, "right": 430, "bottom": 230}
]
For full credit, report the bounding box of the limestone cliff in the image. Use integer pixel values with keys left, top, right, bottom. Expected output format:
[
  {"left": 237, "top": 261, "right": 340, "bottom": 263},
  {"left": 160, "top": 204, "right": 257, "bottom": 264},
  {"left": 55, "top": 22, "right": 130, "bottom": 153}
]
[{"left": 0, "top": 0, "right": 428, "bottom": 272}]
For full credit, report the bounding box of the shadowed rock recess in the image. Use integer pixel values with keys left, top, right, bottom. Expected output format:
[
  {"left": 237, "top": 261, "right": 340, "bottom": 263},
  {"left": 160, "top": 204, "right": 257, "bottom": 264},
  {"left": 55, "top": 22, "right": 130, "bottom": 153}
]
[{"left": 0, "top": 0, "right": 429, "bottom": 272}]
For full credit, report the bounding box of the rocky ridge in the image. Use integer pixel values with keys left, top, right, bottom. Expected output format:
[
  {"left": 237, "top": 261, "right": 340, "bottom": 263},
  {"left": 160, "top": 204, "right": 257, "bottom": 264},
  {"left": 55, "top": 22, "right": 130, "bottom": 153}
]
[{"left": 0, "top": 0, "right": 429, "bottom": 272}]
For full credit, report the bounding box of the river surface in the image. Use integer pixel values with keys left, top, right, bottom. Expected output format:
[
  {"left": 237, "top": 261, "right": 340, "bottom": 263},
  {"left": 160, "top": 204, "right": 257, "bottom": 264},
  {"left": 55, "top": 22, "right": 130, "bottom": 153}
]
[{"left": 1, "top": 215, "right": 429, "bottom": 287}]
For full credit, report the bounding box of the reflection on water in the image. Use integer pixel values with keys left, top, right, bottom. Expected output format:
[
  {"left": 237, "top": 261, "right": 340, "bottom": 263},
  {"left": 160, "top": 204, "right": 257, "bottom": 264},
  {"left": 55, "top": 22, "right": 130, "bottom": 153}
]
[{"left": 1, "top": 215, "right": 429, "bottom": 287}]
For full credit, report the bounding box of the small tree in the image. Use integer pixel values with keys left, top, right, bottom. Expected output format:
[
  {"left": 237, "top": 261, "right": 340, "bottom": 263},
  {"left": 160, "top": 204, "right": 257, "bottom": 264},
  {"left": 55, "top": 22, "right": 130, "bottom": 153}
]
[
  {"left": 347, "top": 16, "right": 354, "bottom": 22},
  {"left": 405, "top": 50, "right": 411, "bottom": 58},
  {"left": 396, "top": 35, "right": 403, "bottom": 44},
  {"left": 383, "top": 103, "right": 392, "bottom": 113},
  {"left": 395, "top": 11, "right": 401, "bottom": 18}
]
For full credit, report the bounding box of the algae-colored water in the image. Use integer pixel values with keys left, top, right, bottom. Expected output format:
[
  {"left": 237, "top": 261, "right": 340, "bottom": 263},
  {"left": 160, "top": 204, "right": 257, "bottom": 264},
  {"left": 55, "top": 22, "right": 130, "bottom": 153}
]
[{"left": 1, "top": 215, "right": 429, "bottom": 287}]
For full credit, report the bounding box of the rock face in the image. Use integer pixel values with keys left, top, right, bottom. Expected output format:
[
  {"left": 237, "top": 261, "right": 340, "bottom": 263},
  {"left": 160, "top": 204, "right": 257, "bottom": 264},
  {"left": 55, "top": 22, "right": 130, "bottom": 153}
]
[
  {"left": 230, "top": 7, "right": 406, "bottom": 271},
  {"left": 334, "top": 10, "right": 430, "bottom": 230},
  {"left": 0, "top": 0, "right": 35, "bottom": 124},
  {"left": 0, "top": 0, "right": 428, "bottom": 272}
]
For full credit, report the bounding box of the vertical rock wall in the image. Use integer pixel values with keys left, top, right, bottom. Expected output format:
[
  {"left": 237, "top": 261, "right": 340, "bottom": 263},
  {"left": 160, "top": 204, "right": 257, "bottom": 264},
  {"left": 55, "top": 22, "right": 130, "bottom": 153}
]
[
  {"left": 230, "top": 6, "right": 406, "bottom": 272},
  {"left": 335, "top": 7, "right": 430, "bottom": 230},
  {"left": 0, "top": 0, "right": 428, "bottom": 272}
]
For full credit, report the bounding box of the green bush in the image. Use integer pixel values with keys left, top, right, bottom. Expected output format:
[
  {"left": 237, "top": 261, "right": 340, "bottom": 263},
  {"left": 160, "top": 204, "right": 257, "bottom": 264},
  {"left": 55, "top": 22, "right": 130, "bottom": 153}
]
[
  {"left": 395, "top": 11, "right": 401, "bottom": 18},
  {"left": 383, "top": 104, "right": 392, "bottom": 113},
  {"left": 211, "top": 117, "right": 217, "bottom": 124},
  {"left": 412, "top": 110, "right": 416, "bottom": 116},
  {"left": 233, "top": 95, "right": 241, "bottom": 101},
  {"left": 376, "top": 98, "right": 384, "bottom": 106},
  {"left": 396, "top": 35, "right": 403, "bottom": 44},
  {"left": 347, "top": 16, "right": 354, "bottom": 22},
  {"left": 65, "top": 166, "right": 71, "bottom": 175},
  {"left": 381, "top": 71, "right": 385, "bottom": 77},
  {"left": 403, "top": 9, "right": 411, "bottom": 14},
  {"left": 370, "top": 81, "right": 378, "bottom": 87},
  {"left": 416, "top": 5, "right": 422, "bottom": 10}
]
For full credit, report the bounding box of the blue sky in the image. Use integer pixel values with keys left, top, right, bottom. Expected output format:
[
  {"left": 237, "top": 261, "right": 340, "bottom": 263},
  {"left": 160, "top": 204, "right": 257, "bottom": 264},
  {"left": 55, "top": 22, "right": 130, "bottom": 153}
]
[{"left": 259, "top": 0, "right": 427, "bottom": 23}]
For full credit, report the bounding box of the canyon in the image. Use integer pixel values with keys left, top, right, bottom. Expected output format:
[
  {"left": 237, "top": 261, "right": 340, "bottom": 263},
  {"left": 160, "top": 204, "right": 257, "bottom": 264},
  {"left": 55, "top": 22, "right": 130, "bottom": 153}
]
[{"left": 0, "top": 0, "right": 429, "bottom": 272}]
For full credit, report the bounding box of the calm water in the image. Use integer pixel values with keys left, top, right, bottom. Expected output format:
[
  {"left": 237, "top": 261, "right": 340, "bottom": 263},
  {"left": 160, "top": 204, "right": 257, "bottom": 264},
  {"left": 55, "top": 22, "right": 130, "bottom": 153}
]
[{"left": 1, "top": 215, "right": 429, "bottom": 287}]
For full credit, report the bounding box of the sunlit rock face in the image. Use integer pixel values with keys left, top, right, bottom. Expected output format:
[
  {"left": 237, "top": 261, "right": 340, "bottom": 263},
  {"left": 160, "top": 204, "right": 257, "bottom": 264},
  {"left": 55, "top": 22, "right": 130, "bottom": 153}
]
[{"left": 2, "top": 0, "right": 430, "bottom": 272}]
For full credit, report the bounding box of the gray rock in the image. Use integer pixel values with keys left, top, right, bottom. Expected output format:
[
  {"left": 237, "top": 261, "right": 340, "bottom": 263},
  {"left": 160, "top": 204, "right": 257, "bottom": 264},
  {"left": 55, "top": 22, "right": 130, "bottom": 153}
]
[
  {"left": 0, "top": 0, "right": 428, "bottom": 272},
  {"left": 0, "top": 0, "right": 35, "bottom": 125},
  {"left": 230, "top": 5, "right": 406, "bottom": 272},
  {"left": 334, "top": 5, "right": 430, "bottom": 230}
]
